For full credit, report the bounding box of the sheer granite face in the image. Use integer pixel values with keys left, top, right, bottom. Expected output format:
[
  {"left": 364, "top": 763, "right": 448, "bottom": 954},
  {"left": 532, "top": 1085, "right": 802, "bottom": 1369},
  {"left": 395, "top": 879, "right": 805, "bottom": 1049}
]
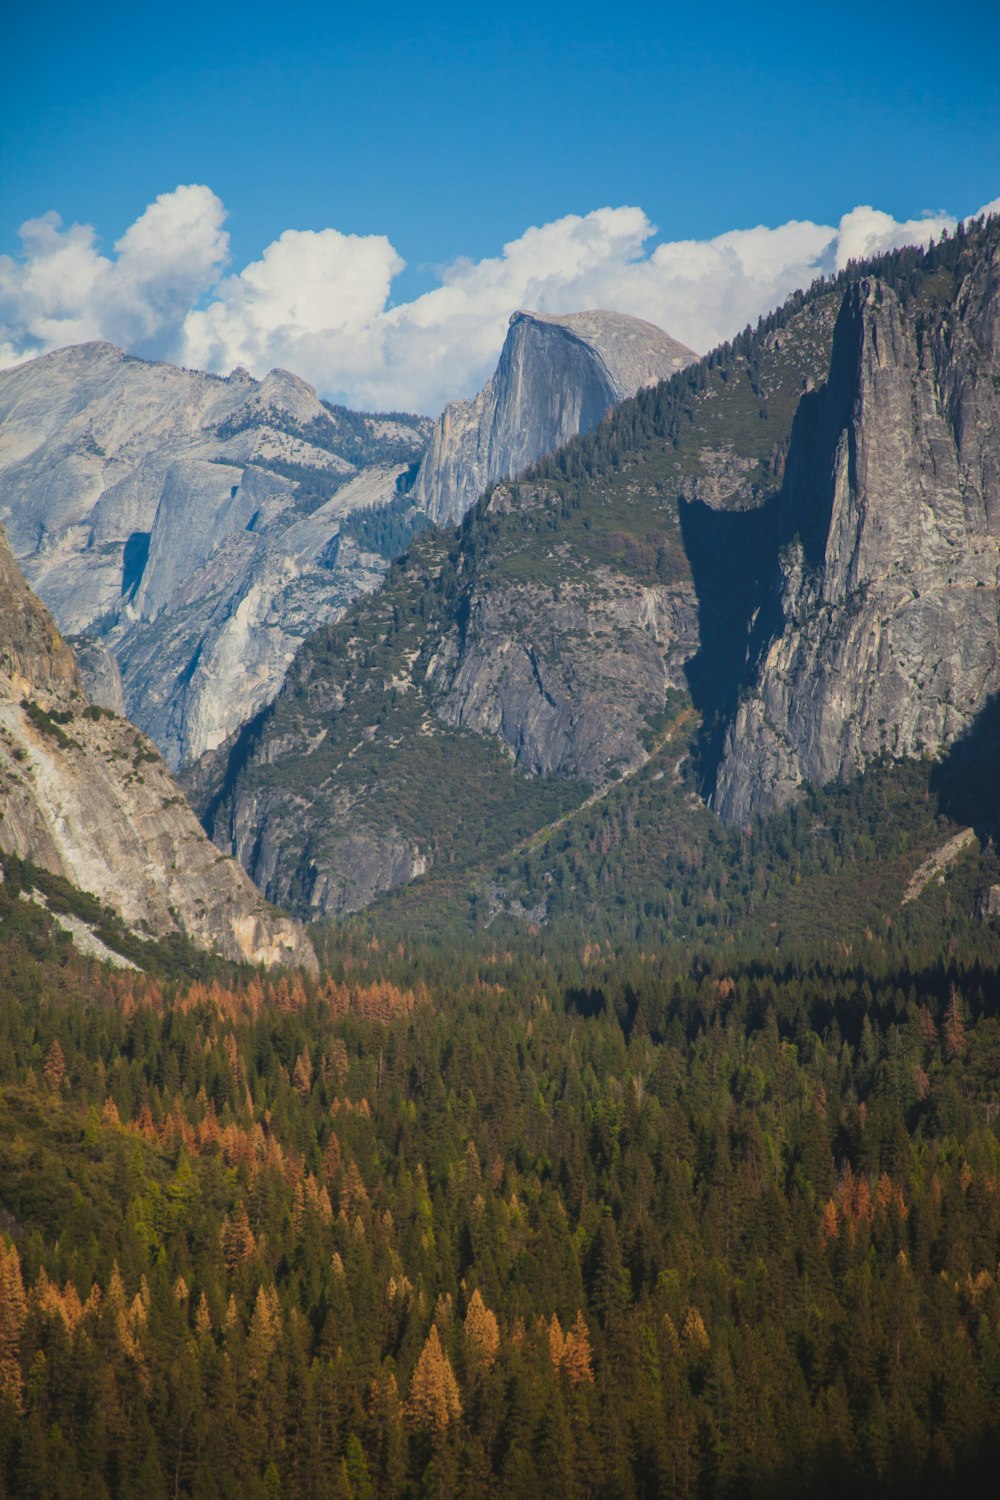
[
  {"left": 412, "top": 309, "right": 695, "bottom": 526},
  {"left": 0, "top": 344, "right": 428, "bottom": 767}
]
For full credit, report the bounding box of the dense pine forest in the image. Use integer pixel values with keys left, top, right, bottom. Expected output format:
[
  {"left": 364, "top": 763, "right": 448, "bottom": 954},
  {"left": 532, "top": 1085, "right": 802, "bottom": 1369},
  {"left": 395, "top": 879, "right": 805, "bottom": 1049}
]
[{"left": 2, "top": 859, "right": 1000, "bottom": 1499}]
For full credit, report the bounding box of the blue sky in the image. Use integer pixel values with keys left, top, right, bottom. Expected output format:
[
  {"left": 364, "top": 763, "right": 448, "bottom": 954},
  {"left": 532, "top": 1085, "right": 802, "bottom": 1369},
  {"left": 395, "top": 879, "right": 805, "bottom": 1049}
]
[{"left": 2, "top": 0, "right": 998, "bottom": 410}]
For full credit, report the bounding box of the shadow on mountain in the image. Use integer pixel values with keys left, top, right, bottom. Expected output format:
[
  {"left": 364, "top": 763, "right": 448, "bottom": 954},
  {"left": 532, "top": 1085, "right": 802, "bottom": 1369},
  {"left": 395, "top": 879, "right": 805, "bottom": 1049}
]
[
  {"left": 930, "top": 688, "right": 1000, "bottom": 836},
  {"left": 678, "top": 493, "right": 783, "bottom": 788}
]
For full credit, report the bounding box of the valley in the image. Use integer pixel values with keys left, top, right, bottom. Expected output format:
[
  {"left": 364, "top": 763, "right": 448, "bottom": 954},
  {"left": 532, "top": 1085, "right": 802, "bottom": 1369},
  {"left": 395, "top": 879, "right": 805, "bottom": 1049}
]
[{"left": 1, "top": 213, "right": 999, "bottom": 1500}]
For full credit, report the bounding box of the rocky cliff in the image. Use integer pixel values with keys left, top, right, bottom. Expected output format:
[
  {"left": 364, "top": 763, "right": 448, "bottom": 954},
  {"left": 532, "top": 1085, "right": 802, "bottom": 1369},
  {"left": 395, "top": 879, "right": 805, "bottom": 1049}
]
[
  {"left": 411, "top": 309, "right": 695, "bottom": 525},
  {"left": 0, "top": 343, "right": 430, "bottom": 767},
  {"left": 193, "top": 473, "right": 701, "bottom": 920},
  {"left": 0, "top": 524, "right": 315, "bottom": 968},
  {"left": 714, "top": 225, "right": 1000, "bottom": 823},
  {"left": 424, "top": 489, "right": 698, "bottom": 782}
]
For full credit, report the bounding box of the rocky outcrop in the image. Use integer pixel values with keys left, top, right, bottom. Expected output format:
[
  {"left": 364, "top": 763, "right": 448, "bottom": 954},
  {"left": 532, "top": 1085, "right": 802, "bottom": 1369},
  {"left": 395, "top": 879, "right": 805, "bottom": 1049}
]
[
  {"left": 976, "top": 884, "right": 1000, "bottom": 920},
  {"left": 425, "top": 489, "right": 697, "bottom": 782},
  {"left": 110, "top": 465, "right": 400, "bottom": 766},
  {"left": 70, "top": 638, "right": 126, "bottom": 714},
  {"left": 412, "top": 310, "right": 695, "bottom": 525},
  {"left": 901, "top": 829, "right": 977, "bottom": 904},
  {"left": 0, "top": 525, "right": 315, "bottom": 968},
  {"left": 0, "top": 343, "right": 429, "bottom": 766},
  {"left": 197, "top": 476, "right": 701, "bottom": 919},
  {"left": 715, "top": 236, "right": 1000, "bottom": 824}
]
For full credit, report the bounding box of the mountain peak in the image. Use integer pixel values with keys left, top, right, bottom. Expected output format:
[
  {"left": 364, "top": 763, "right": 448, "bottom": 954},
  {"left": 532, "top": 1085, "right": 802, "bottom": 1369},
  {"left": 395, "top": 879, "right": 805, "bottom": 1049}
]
[{"left": 413, "top": 305, "right": 697, "bottom": 524}]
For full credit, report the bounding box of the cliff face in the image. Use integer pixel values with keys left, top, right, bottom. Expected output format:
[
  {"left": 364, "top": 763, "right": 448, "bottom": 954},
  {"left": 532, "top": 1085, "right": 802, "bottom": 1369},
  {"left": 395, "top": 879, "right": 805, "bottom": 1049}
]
[
  {"left": 0, "top": 343, "right": 429, "bottom": 767},
  {"left": 196, "top": 222, "right": 1000, "bottom": 923},
  {"left": 194, "top": 477, "right": 701, "bottom": 919},
  {"left": 412, "top": 310, "right": 695, "bottom": 525},
  {"left": 0, "top": 525, "right": 315, "bottom": 969},
  {"left": 714, "top": 234, "right": 1000, "bottom": 823},
  {"left": 424, "top": 490, "right": 697, "bottom": 783}
]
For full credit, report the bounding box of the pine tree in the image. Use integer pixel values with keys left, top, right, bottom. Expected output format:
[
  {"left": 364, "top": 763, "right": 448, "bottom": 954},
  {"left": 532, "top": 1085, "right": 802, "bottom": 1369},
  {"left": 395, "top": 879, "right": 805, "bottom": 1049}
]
[
  {"left": 548, "top": 1313, "right": 566, "bottom": 1371},
  {"left": 221, "top": 1202, "right": 256, "bottom": 1271},
  {"left": 406, "top": 1325, "right": 462, "bottom": 1435},
  {"left": 43, "top": 1038, "right": 66, "bottom": 1093},
  {"left": 944, "top": 986, "right": 967, "bottom": 1060},
  {"left": 0, "top": 1239, "right": 27, "bottom": 1413},
  {"left": 464, "top": 1289, "right": 500, "bottom": 1368},
  {"left": 562, "top": 1311, "right": 594, "bottom": 1386},
  {"left": 247, "top": 1286, "right": 282, "bottom": 1381}
]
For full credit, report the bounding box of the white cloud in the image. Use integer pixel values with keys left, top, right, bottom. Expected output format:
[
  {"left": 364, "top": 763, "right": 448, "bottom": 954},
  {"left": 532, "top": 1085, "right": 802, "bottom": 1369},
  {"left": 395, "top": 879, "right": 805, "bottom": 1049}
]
[
  {"left": 183, "top": 226, "right": 404, "bottom": 384},
  {"left": 0, "top": 185, "right": 228, "bottom": 365},
  {"left": 1, "top": 185, "right": 994, "bottom": 414}
]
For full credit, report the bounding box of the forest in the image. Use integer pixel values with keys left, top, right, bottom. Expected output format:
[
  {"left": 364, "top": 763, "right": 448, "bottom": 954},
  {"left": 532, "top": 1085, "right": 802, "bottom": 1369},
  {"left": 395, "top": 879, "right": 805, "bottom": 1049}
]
[{"left": 1, "top": 864, "right": 999, "bottom": 1498}]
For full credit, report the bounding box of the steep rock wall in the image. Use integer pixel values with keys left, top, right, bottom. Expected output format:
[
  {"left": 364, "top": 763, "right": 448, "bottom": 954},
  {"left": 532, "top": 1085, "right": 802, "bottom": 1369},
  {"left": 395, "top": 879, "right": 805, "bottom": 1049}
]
[
  {"left": 412, "top": 310, "right": 695, "bottom": 525},
  {"left": 714, "top": 240, "right": 1000, "bottom": 823},
  {"left": 0, "top": 525, "right": 315, "bottom": 968},
  {"left": 0, "top": 343, "right": 428, "bottom": 766}
]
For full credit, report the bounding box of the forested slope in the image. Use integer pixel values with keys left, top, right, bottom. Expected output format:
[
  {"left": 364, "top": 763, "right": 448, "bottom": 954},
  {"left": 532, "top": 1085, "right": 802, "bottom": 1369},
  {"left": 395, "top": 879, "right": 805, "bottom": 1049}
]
[{"left": 1, "top": 888, "right": 1000, "bottom": 1498}]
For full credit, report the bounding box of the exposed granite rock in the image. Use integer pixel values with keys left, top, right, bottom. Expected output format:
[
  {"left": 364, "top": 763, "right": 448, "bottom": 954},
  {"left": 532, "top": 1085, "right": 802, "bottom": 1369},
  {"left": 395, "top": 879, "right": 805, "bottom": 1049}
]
[
  {"left": 901, "top": 829, "right": 977, "bottom": 905},
  {"left": 0, "top": 522, "right": 83, "bottom": 699},
  {"left": 976, "top": 884, "right": 1000, "bottom": 920},
  {"left": 0, "top": 342, "right": 429, "bottom": 766},
  {"left": 412, "top": 310, "right": 695, "bottom": 525},
  {"left": 0, "top": 524, "right": 314, "bottom": 968},
  {"left": 226, "top": 801, "right": 426, "bottom": 920},
  {"left": 715, "top": 240, "right": 1000, "bottom": 824},
  {"left": 113, "top": 466, "right": 399, "bottom": 767},
  {"left": 426, "top": 489, "right": 697, "bottom": 782},
  {"left": 70, "top": 637, "right": 126, "bottom": 715}
]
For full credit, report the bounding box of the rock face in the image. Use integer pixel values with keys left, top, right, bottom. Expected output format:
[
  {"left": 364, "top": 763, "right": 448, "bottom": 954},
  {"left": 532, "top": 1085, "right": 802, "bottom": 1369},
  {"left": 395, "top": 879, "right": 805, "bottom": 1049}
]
[
  {"left": 425, "top": 489, "right": 697, "bottom": 783},
  {"left": 412, "top": 310, "right": 695, "bottom": 525},
  {"left": 69, "top": 638, "right": 126, "bottom": 715},
  {"left": 714, "top": 234, "right": 1000, "bottom": 823},
  {"left": 0, "top": 343, "right": 429, "bottom": 767},
  {"left": 0, "top": 524, "right": 315, "bottom": 968}
]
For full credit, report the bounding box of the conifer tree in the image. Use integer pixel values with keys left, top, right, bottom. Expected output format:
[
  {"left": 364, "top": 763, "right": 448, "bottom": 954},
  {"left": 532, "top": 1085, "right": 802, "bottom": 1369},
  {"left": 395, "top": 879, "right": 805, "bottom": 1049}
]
[
  {"left": 406, "top": 1325, "right": 462, "bottom": 1434},
  {"left": 464, "top": 1289, "right": 500, "bottom": 1368},
  {"left": 563, "top": 1311, "right": 595, "bottom": 1385},
  {"left": 0, "top": 1241, "right": 27, "bottom": 1413}
]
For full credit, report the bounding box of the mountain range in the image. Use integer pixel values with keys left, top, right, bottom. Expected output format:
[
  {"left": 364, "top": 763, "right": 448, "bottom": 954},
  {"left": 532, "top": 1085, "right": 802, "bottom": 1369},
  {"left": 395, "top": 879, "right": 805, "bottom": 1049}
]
[
  {"left": 0, "top": 309, "right": 688, "bottom": 775},
  {"left": 179, "top": 215, "right": 1000, "bottom": 937},
  {"left": 0, "top": 216, "right": 998, "bottom": 953},
  {"left": 0, "top": 344, "right": 429, "bottom": 768}
]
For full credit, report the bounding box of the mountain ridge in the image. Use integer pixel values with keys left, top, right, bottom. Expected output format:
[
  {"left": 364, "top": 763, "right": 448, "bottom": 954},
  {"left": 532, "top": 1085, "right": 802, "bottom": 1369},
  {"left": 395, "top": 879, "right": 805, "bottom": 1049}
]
[
  {"left": 0, "top": 341, "right": 430, "bottom": 767},
  {"left": 0, "top": 522, "right": 315, "bottom": 968}
]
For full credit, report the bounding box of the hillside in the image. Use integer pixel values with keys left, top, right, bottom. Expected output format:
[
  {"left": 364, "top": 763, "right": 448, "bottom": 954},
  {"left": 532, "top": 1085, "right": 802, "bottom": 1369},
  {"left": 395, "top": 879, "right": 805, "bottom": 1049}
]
[
  {"left": 0, "top": 523, "right": 315, "bottom": 968},
  {"left": 2, "top": 876, "right": 1000, "bottom": 1498}
]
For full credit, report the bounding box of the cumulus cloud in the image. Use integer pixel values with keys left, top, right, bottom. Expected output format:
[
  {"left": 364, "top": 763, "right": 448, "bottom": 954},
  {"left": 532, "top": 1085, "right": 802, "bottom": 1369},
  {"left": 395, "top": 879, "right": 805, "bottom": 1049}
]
[
  {"left": 0, "top": 185, "right": 228, "bottom": 367},
  {"left": 183, "top": 226, "right": 404, "bottom": 385},
  {"left": 1, "top": 185, "right": 995, "bottom": 414}
]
